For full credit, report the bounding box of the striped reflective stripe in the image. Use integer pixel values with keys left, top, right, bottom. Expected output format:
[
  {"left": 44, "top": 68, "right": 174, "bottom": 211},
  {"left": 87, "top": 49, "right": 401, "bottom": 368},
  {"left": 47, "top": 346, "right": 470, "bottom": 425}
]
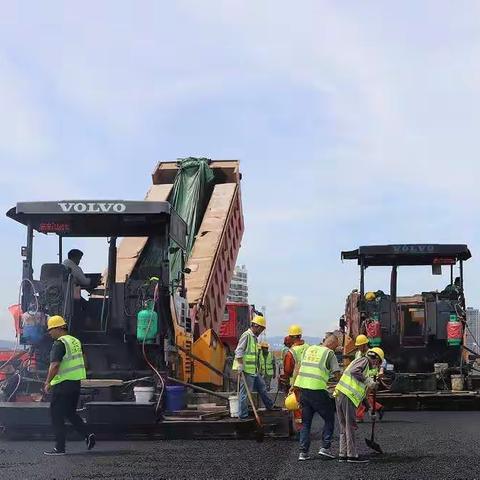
[
  {"left": 301, "top": 361, "right": 322, "bottom": 368},
  {"left": 297, "top": 371, "right": 325, "bottom": 381},
  {"left": 336, "top": 378, "right": 364, "bottom": 402},
  {"left": 60, "top": 364, "right": 86, "bottom": 375},
  {"left": 64, "top": 353, "right": 83, "bottom": 362}
]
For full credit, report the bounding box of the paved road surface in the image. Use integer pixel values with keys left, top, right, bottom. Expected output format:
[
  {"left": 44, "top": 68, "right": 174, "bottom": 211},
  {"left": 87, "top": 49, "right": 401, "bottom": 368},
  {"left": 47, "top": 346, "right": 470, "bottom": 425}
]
[{"left": 1, "top": 411, "right": 479, "bottom": 480}]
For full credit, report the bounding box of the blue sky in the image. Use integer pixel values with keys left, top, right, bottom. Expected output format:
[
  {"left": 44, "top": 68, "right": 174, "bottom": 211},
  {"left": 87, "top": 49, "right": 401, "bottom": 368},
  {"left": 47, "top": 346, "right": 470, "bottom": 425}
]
[{"left": 1, "top": 1, "right": 480, "bottom": 340}]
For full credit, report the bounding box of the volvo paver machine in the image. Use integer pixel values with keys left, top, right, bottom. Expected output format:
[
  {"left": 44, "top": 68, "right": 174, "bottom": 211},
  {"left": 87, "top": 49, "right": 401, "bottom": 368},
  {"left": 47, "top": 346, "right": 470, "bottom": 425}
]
[{"left": 341, "top": 244, "right": 478, "bottom": 404}]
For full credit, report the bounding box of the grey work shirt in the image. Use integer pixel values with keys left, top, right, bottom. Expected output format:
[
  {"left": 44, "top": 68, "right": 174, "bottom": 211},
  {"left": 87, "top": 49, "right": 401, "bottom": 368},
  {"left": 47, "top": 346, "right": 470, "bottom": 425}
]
[
  {"left": 347, "top": 356, "right": 375, "bottom": 388},
  {"left": 62, "top": 259, "right": 91, "bottom": 287}
]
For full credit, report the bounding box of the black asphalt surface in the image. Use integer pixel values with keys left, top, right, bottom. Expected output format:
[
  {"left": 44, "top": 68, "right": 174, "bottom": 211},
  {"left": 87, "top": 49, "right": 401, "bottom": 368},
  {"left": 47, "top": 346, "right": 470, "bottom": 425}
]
[{"left": 1, "top": 411, "right": 479, "bottom": 480}]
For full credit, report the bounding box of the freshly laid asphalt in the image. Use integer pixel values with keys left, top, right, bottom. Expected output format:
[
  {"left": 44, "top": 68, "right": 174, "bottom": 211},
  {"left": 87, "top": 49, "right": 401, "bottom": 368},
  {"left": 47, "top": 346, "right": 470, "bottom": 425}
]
[{"left": 1, "top": 411, "right": 479, "bottom": 480}]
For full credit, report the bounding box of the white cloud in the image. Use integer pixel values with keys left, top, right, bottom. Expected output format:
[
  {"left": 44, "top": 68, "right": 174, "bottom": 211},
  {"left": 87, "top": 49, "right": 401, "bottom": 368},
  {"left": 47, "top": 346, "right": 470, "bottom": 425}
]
[{"left": 279, "top": 295, "right": 299, "bottom": 313}]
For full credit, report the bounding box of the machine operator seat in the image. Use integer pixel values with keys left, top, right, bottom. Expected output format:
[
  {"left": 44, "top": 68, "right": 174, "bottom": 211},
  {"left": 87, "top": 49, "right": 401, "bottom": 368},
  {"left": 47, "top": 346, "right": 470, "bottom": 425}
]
[{"left": 39, "top": 263, "right": 73, "bottom": 319}]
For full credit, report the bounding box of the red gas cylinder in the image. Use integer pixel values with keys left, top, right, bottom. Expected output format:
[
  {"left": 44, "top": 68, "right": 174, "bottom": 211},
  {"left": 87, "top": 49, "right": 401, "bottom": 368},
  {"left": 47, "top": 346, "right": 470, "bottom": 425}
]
[
  {"left": 366, "top": 320, "right": 382, "bottom": 346},
  {"left": 447, "top": 316, "right": 463, "bottom": 346}
]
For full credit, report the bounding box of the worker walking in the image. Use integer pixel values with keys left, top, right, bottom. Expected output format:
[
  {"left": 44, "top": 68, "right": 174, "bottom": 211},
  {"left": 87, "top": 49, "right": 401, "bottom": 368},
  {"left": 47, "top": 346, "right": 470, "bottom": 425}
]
[
  {"left": 354, "top": 334, "right": 370, "bottom": 359},
  {"left": 293, "top": 334, "right": 341, "bottom": 461},
  {"left": 280, "top": 325, "right": 309, "bottom": 431},
  {"left": 334, "top": 347, "right": 384, "bottom": 464},
  {"left": 43, "top": 315, "right": 95, "bottom": 455},
  {"left": 258, "top": 342, "right": 276, "bottom": 391},
  {"left": 233, "top": 315, "right": 275, "bottom": 419}
]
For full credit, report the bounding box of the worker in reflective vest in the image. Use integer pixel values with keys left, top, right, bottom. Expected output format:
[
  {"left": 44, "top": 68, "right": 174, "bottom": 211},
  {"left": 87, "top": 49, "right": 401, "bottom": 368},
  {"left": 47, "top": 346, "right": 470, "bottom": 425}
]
[
  {"left": 258, "top": 342, "right": 276, "bottom": 391},
  {"left": 43, "top": 315, "right": 95, "bottom": 456},
  {"left": 233, "top": 316, "right": 274, "bottom": 419},
  {"left": 293, "top": 334, "right": 341, "bottom": 461},
  {"left": 334, "top": 347, "right": 384, "bottom": 464},
  {"left": 280, "top": 325, "right": 309, "bottom": 431}
]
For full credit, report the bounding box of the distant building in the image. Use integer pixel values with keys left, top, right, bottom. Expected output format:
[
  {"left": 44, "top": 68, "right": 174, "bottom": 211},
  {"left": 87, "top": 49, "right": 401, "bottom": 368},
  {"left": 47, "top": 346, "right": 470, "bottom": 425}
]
[
  {"left": 227, "top": 265, "right": 248, "bottom": 303},
  {"left": 466, "top": 307, "right": 480, "bottom": 354}
]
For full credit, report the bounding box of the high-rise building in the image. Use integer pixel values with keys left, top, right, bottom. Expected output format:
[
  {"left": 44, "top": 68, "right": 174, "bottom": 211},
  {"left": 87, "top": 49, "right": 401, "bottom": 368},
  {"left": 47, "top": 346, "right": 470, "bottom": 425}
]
[
  {"left": 466, "top": 307, "right": 480, "bottom": 353},
  {"left": 227, "top": 265, "right": 248, "bottom": 303}
]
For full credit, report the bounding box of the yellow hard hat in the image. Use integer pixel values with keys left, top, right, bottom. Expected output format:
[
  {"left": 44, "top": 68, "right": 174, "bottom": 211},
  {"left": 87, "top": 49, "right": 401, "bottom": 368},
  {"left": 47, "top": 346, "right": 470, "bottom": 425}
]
[
  {"left": 47, "top": 315, "right": 67, "bottom": 331},
  {"left": 284, "top": 392, "right": 299, "bottom": 411},
  {"left": 260, "top": 341, "right": 269, "bottom": 348},
  {"left": 251, "top": 315, "right": 266, "bottom": 328},
  {"left": 355, "top": 334, "right": 369, "bottom": 346},
  {"left": 288, "top": 324, "right": 302, "bottom": 336},
  {"left": 365, "top": 291, "right": 376, "bottom": 301},
  {"left": 367, "top": 347, "right": 385, "bottom": 361}
]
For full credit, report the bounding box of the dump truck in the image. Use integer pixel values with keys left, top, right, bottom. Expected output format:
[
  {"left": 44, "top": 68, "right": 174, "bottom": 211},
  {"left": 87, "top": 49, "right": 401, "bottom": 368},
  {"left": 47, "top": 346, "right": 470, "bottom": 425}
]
[
  {"left": 1, "top": 158, "right": 246, "bottom": 407},
  {"left": 341, "top": 244, "right": 476, "bottom": 395}
]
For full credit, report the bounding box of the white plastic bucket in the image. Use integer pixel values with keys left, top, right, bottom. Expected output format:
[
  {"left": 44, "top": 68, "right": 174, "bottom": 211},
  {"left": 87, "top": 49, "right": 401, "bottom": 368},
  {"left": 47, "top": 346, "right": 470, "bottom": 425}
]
[
  {"left": 451, "top": 374, "right": 464, "bottom": 392},
  {"left": 134, "top": 386, "right": 154, "bottom": 403},
  {"left": 228, "top": 395, "right": 239, "bottom": 417}
]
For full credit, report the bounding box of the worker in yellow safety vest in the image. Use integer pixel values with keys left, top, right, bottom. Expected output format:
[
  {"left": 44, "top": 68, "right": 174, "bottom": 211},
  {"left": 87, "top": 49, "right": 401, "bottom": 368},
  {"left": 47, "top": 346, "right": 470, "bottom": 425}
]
[
  {"left": 354, "top": 334, "right": 370, "bottom": 359},
  {"left": 334, "top": 347, "right": 384, "bottom": 464},
  {"left": 280, "top": 325, "right": 309, "bottom": 431},
  {"left": 233, "top": 315, "right": 275, "bottom": 419},
  {"left": 293, "top": 334, "right": 341, "bottom": 461},
  {"left": 43, "top": 315, "right": 95, "bottom": 455},
  {"left": 258, "top": 342, "right": 276, "bottom": 391}
]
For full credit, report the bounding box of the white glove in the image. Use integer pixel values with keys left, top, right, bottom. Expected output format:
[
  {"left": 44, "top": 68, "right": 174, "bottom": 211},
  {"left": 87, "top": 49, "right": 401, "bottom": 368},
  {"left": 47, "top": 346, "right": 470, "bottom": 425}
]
[{"left": 237, "top": 363, "right": 244, "bottom": 373}]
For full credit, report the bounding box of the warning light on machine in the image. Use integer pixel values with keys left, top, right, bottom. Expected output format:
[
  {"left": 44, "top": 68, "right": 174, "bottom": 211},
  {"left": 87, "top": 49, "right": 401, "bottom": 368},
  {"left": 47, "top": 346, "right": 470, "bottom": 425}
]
[
  {"left": 432, "top": 257, "right": 456, "bottom": 265},
  {"left": 38, "top": 223, "right": 71, "bottom": 233}
]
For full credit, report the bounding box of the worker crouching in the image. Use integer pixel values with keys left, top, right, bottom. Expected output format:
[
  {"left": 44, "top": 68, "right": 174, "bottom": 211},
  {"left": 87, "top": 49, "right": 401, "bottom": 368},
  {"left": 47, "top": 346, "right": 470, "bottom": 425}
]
[
  {"left": 233, "top": 315, "right": 275, "bottom": 419},
  {"left": 334, "top": 347, "right": 384, "bottom": 464},
  {"left": 294, "top": 335, "right": 341, "bottom": 461}
]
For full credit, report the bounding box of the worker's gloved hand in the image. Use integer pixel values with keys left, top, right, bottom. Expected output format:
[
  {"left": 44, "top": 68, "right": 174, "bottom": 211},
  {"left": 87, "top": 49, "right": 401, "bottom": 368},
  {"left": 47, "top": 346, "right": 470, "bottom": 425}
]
[{"left": 237, "top": 364, "right": 244, "bottom": 373}]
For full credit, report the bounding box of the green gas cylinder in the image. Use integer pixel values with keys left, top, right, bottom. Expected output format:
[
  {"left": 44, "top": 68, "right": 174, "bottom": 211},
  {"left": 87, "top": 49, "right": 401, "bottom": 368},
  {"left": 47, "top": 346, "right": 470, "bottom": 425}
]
[{"left": 136, "top": 301, "right": 158, "bottom": 343}]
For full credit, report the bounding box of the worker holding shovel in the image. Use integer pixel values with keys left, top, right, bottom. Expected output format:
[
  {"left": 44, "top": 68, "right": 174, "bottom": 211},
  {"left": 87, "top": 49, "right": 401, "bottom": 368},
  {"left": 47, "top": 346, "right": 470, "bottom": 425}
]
[
  {"left": 333, "top": 347, "right": 384, "bottom": 464},
  {"left": 232, "top": 315, "right": 275, "bottom": 420}
]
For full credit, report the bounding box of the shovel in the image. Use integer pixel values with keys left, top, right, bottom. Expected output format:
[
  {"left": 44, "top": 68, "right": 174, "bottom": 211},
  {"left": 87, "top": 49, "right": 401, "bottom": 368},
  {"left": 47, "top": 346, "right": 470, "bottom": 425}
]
[
  {"left": 241, "top": 371, "right": 265, "bottom": 443},
  {"left": 365, "top": 379, "right": 383, "bottom": 454}
]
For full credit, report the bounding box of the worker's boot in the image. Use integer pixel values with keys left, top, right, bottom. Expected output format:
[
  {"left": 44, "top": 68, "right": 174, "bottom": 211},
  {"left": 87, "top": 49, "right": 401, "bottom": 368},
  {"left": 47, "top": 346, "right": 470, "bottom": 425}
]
[
  {"left": 43, "top": 448, "right": 65, "bottom": 456},
  {"left": 347, "top": 456, "right": 369, "bottom": 464},
  {"left": 86, "top": 433, "right": 96, "bottom": 450},
  {"left": 318, "top": 447, "right": 336, "bottom": 459},
  {"left": 298, "top": 452, "right": 312, "bottom": 461}
]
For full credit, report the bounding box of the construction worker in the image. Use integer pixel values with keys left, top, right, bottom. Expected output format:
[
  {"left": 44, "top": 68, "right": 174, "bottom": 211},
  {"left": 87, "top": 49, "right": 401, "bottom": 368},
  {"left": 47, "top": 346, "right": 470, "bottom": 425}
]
[
  {"left": 233, "top": 315, "right": 274, "bottom": 419},
  {"left": 354, "top": 334, "right": 370, "bottom": 359},
  {"left": 258, "top": 342, "right": 276, "bottom": 391},
  {"left": 281, "top": 335, "right": 294, "bottom": 363},
  {"left": 280, "top": 325, "right": 308, "bottom": 390},
  {"left": 293, "top": 334, "right": 341, "bottom": 461},
  {"left": 334, "top": 347, "right": 384, "bottom": 464},
  {"left": 280, "top": 325, "right": 309, "bottom": 430},
  {"left": 43, "top": 315, "right": 95, "bottom": 455},
  {"left": 357, "top": 352, "right": 386, "bottom": 422}
]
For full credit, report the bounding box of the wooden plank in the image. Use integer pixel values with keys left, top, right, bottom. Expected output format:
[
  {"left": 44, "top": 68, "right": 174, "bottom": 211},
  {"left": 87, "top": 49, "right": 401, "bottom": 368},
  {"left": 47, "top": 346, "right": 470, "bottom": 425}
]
[{"left": 114, "top": 184, "right": 173, "bottom": 282}]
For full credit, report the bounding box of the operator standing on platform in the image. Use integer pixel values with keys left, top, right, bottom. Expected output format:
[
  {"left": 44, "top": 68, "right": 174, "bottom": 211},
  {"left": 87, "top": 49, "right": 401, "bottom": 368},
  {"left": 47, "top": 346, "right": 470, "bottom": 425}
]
[
  {"left": 43, "top": 315, "right": 96, "bottom": 455},
  {"left": 233, "top": 315, "right": 275, "bottom": 419}
]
